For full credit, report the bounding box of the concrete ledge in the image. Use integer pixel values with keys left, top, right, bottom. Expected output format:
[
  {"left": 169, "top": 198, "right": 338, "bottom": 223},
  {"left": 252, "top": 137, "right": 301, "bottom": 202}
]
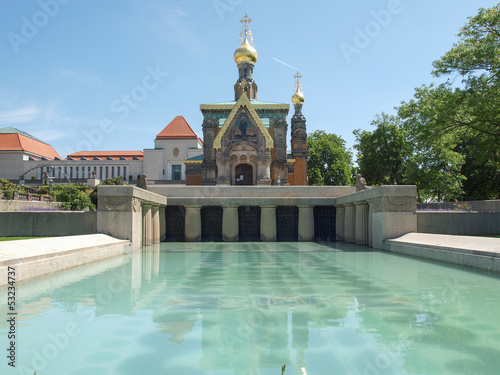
[
  {"left": 0, "top": 234, "right": 132, "bottom": 286},
  {"left": 149, "top": 185, "right": 356, "bottom": 199},
  {"left": 166, "top": 197, "right": 339, "bottom": 207},
  {"left": 98, "top": 185, "right": 167, "bottom": 205},
  {"left": 0, "top": 200, "right": 61, "bottom": 212},
  {"left": 384, "top": 233, "right": 500, "bottom": 272},
  {"left": 336, "top": 185, "right": 417, "bottom": 205}
]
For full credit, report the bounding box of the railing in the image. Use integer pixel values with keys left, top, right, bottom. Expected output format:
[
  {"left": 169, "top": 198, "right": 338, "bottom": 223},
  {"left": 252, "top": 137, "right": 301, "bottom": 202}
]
[{"left": 1, "top": 191, "right": 52, "bottom": 202}]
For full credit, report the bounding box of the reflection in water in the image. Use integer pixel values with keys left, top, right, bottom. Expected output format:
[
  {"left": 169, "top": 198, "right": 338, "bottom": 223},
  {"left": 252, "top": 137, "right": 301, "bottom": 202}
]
[{"left": 1, "top": 242, "right": 500, "bottom": 374}]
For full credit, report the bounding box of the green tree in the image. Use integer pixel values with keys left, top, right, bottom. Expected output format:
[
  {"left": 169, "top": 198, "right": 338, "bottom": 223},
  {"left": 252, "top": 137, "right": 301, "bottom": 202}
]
[
  {"left": 307, "top": 130, "right": 353, "bottom": 186},
  {"left": 398, "top": 88, "right": 467, "bottom": 202},
  {"left": 393, "top": 5, "right": 500, "bottom": 201},
  {"left": 353, "top": 113, "right": 410, "bottom": 186},
  {"left": 428, "top": 5, "right": 500, "bottom": 165}
]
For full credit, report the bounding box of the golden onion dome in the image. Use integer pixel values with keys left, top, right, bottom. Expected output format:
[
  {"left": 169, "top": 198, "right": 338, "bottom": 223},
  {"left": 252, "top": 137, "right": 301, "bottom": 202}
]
[
  {"left": 234, "top": 35, "right": 258, "bottom": 64},
  {"left": 292, "top": 85, "right": 305, "bottom": 105}
]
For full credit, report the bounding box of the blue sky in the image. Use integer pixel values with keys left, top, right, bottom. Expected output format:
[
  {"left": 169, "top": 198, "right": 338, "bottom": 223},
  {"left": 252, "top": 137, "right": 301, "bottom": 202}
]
[{"left": 1, "top": 0, "right": 499, "bottom": 158}]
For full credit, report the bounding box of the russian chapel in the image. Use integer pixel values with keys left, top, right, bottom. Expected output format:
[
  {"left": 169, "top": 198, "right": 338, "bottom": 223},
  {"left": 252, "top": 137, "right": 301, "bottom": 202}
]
[{"left": 199, "top": 15, "right": 308, "bottom": 186}]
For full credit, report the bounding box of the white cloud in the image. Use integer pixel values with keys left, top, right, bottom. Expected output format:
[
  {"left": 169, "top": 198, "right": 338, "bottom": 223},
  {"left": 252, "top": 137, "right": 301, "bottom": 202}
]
[
  {"left": 30, "top": 129, "right": 67, "bottom": 142},
  {"left": 53, "top": 69, "right": 103, "bottom": 85},
  {"left": 0, "top": 105, "right": 39, "bottom": 125}
]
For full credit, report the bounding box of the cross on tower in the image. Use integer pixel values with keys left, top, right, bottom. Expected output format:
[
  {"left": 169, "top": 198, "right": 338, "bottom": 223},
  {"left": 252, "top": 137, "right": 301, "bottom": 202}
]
[
  {"left": 239, "top": 14, "right": 254, "bottom": 44},
  {"left": 294, "top": 71, "right": 302, "bottom": 91},
  {"left": 240, "top": 14, "right": 252, "bottom": 31}
]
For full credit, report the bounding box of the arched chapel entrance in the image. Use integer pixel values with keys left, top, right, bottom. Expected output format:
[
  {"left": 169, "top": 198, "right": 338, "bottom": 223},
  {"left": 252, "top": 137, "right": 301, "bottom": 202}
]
[{"left": 235, "top": 164, "right": 253, "bottom": 185}]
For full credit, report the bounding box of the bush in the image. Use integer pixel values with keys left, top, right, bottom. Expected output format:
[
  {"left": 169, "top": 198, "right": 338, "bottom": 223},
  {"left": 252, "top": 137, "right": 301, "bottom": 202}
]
[
  {"left": 3, "top": 190, "right": 13, "bottom": 199},
  {"left": 101, "top": 176, "right": 124, "bottom": 185},
  {"left": 52, "top": 184, "right": 95, "bottom": 211},
  {"left": 35, "top": 185, "right": 50, "bottom": 195}
]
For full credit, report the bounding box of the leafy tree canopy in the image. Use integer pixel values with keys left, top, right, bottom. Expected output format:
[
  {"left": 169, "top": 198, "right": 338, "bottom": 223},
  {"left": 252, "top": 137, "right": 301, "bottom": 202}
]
[
  {"left": 353, "top": 113, "right": 410, "bottom": 186},
  {"left": 307, "top": 130, "right": 353, "bottom": 186}
]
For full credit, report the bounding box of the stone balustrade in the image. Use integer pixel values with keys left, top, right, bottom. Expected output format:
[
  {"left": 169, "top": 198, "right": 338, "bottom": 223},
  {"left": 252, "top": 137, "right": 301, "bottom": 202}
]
[
  {"left": 97, "top": 186, "right": 167, "bottom": 250},
  {"left": 335, "top": 186, "right": 417, "bottom": 249},
  {"left": 97, "top": 185, "right": 416, "bottom": 250}
]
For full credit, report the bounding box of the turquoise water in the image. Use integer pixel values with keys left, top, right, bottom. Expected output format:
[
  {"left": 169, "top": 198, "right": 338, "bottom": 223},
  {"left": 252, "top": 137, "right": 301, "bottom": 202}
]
[{"left": 2, "top": 242, "right": 500, "bottom": 374}]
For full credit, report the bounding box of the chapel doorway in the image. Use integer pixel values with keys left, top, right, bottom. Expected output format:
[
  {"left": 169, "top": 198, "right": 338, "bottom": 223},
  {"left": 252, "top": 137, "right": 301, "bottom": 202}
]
[{"left": 235, "top": 164, "right": 253, "bottom": 185}]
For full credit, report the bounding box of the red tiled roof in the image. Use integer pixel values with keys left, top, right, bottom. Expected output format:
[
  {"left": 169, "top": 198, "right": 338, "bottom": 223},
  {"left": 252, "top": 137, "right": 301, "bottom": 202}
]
[
  {"left": 0, "top": 133, "right": 61, "bottom": 159},
  {"left": 156, "top": 116, "right": 199, "bottom": 140},
  {"left": 67, "top": 151, "right": 144, "bottom": 160}
]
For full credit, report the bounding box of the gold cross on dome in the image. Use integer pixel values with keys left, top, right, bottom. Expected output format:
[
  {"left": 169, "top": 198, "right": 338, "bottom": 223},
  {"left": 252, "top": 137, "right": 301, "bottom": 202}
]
[
  {"left": 241, "top": 14, "right": 252, "bottom": 31},
  {"left": 294, "top": 71, "right": 302, "bottom": 90}
]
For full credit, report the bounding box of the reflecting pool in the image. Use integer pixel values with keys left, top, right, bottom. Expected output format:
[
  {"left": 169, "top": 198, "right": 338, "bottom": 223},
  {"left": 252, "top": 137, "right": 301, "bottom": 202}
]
[{"left": 1, "top": 242, "right": 500, "bottom": 374}]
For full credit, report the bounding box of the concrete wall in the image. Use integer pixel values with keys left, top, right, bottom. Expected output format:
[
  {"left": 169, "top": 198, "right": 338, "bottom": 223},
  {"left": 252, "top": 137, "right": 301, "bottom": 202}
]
[
  {"left": 0, "top": 151, "right": 26, "bottom": 180},
  {"left": 0, "top": 211, "right": 97, "bottom": 237},
  {"left": 0, "top": 200, "right": 61, "bottom": 211},
  {"left": 418, "top": 200, "right": 500, "bottom": 212},
  {"left": 417, "top": 211, "right": 500, "bottom": 236}
]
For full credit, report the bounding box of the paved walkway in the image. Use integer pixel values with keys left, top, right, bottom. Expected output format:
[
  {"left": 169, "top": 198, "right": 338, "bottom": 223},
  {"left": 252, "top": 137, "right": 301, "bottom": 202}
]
[
  {"left": 385, "top": 233, "right": 500, "bottom": 272},
  {"left": 0, "top": 234, "right": 131, "bottom": 286}
]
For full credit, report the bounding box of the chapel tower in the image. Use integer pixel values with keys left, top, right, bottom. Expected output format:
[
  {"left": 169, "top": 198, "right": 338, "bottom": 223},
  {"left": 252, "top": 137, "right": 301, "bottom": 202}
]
[
  {"left": 234, "top": 14, "right": 258, "bottom": 100},
  {"left": 290, "top": 72, "right": 308, "bottom": 185}
]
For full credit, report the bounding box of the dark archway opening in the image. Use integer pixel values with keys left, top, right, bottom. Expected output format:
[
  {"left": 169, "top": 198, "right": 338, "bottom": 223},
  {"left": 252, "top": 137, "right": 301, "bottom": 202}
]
[{"left": 235, "top": 164, "right": 253, "bottom": 185}]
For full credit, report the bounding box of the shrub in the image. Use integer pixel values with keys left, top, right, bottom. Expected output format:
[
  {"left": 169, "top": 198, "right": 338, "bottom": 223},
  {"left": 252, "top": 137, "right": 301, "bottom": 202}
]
[
  {"left": 52, "top": 184, "right": 95, "bottom": 211},
  {"left": 454, "top": 202, "right": 472, "bottom": 211},
  {"left": 101, "top": 176, "right": 124, "bottom": 185},
  {"left": 35, "top": 185, "right": 50, "bottom": 195}
]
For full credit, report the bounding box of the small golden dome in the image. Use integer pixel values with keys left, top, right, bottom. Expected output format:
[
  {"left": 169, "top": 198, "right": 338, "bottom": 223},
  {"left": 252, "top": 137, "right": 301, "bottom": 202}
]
[
  {"left": 234, "top": 35, "right": 258, "bottom": 64},
  {"left": 292, "top": 86, "right": 305, "bottom": 105}
]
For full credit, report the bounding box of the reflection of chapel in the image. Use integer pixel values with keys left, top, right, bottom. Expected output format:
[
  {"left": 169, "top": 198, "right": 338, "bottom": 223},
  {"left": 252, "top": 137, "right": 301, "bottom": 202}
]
[{"left": 187, "top": 14, "right": 308, "bottom": 186}]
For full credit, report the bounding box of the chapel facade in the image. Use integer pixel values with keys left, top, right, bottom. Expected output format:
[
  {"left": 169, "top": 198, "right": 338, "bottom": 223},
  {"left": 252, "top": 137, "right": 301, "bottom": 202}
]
[{"left": 189, "top": 15, "right": 308, "bottom": 186}]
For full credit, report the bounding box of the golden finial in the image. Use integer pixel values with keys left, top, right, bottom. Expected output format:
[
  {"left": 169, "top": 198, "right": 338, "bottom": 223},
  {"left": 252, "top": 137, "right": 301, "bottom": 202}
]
[
  {"left": 234, "top": 14, "right": 258, "bottom": 64},
  {"left": 294, "top": 71, "right": 302, "bottom": 92},
  {"left": 239, "top": 14, "right": 254, "bottom": 45},
  {"left": 292, "top": 71, "right": 305, "bottom": 105}
]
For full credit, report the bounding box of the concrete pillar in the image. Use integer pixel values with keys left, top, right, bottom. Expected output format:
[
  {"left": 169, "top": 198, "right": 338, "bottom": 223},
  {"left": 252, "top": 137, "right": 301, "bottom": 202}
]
[
  {"left": 298, "top": 205, "right": 314, "bottom": 242},
  {"left": 142, "top": 204, "right": 152, "bottom": 246},
  {"left": 152, "top": 205, "right": 160, "bottom": 244},
  {"left": 222, "top": 205, "right": 239, "bottom": 241},
  {"left": 260, "top": 205, "right": 277, "bottom": 241},
  {"left": 355, "top": 202, "right": 369, "bottom": 245},
  {"left": 344, "top": 203, "right": 355, "bottom": 243},
  {"left": 159, "top": 206, "right": 166, "bottom": 242},
  {"left": 368, "top": 200, "right": 374, "bottom": 247},
  {"left": 336, "top": 205, "right": 345, "bottom": 241},
  {"left": 184, "top": 205, "right": 202, "bottom": 242}
]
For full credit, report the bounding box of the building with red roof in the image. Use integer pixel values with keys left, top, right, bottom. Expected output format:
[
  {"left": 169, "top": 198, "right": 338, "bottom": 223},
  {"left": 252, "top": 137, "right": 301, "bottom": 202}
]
[{"left": 0, "top": 119, "right": 203, "bottom": 183}]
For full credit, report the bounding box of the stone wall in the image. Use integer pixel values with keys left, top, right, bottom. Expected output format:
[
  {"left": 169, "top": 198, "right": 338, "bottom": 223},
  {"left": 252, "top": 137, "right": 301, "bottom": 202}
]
[
  {"left": 418, "top": 200, "right": 500, "bottom": 212},
  {"left": 0, "top": 200, "right": 61, "bottom": 212},
  {"left": 417, "top": 212, "right": 500, "bottom": 236},
  {"left": 0, "top": 211, "right": 97, "bottom": 237}
]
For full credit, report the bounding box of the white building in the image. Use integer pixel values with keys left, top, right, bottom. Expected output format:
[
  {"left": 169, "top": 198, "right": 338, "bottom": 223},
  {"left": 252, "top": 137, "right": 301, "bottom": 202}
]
[{"left": 0, "top": 116, "right": 203, "bottom": 185}]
